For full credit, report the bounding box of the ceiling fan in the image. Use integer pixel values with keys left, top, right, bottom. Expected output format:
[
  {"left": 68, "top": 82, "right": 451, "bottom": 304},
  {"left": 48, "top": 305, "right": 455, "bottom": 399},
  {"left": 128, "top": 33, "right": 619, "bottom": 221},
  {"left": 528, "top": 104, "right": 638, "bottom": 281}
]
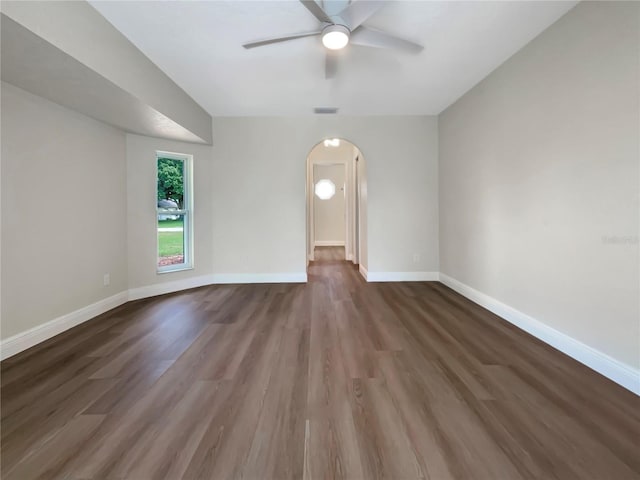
[{"left": 242, "top": 0, "right": 423, "bottom": 79}]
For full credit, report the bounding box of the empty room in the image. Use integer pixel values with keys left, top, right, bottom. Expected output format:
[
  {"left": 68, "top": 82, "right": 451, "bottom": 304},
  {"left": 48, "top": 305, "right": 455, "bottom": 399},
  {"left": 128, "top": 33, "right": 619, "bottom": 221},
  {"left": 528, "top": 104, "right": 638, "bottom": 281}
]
[{"left": 1, "top": 1, "right": 638, "bottom": 479}]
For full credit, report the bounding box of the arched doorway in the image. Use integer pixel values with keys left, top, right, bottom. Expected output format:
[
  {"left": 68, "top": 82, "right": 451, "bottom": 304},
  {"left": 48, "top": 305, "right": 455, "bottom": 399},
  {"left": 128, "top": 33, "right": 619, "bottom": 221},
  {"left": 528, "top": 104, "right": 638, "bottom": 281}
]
[{"left": 306, "top": 138, "right": 367, "bottom": 271}]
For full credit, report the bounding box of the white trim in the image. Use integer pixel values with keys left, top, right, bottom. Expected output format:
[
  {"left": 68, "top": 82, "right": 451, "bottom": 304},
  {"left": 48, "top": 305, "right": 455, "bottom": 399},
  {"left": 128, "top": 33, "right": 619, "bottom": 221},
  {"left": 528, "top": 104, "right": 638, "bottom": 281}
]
[
  {"left": 128, "top": 272, "right": 308, "bottom": 301},
  {"left": 157, "top": 265, "right": 194, "bottom": 275},
  {"left": 0, "top": 291, "right": 129, "bottom": 360},
  {"left": 365, "top": 271, "right": 440, "bottom": 282},
  {"left": 314, "top": 240, "right": 345, "bottom": 247},
  {"left": 439, "top": 273, "right": 640, "bottom": 396},
  {"left": 210, "top": 273, "right": 308, "bottom": 285},
  {"left": 156, "top": 151, "right": 194, "bottom": 274},
  {"left": 128, "top": 274, "right": 215, "bottom": 301},
  {"left": 359, "top": 264, "right": 368, "bottom": 281}
]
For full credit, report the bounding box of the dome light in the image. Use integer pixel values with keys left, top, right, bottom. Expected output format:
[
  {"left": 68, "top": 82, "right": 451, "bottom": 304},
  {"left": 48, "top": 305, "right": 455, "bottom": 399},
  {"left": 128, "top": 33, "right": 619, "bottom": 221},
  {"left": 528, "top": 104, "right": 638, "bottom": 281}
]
[
  {"left": 315, "top": 179, "right": 336, "bottom": 200},
  {"left": 322, "top": 25, "right": 350, "bottom": 50}
]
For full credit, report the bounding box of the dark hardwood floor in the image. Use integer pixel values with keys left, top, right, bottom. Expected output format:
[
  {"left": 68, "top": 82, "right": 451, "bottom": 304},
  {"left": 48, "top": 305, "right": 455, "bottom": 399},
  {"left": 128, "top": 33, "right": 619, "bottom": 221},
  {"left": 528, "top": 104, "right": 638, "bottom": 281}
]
[
  {"left": 2, "top": 246, "right": 639, "bottom": 479},
  {"left": 313, "top": 245, "right": 346, "bottom": 262}
]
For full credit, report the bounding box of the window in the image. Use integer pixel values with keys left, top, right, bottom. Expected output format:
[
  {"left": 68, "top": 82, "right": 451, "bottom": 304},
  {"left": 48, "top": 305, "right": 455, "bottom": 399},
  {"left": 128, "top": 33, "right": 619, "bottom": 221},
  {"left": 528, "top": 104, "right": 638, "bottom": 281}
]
[
  {"left": 156, "top": 152, "right": 193, "bottom": 272},
  {"left": 315, "top": 179, "right": 336, "bottom": 200}
]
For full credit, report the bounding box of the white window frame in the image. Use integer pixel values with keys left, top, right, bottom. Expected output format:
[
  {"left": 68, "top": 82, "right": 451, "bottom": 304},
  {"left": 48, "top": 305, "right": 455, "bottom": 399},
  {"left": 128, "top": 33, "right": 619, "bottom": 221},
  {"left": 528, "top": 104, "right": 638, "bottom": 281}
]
[{"left": 156, "top": 151, "right": 194, "bottom": 274}]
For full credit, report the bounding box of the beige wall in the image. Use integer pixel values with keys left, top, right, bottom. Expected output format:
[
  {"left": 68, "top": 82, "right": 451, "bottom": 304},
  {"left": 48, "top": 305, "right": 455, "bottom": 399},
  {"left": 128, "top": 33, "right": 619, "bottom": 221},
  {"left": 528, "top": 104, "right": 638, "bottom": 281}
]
[
  {"left": 212, "top": 116, "right": 439, "bottom": 275},
  {"left": 313, "top": 164, "right": 346, "bottom": 244},
  {"left": 1, "top": 82, "right": 127, "bottom": 339},
  {"left": 439, "top": 2, "right": 640, "bottom": 368}
]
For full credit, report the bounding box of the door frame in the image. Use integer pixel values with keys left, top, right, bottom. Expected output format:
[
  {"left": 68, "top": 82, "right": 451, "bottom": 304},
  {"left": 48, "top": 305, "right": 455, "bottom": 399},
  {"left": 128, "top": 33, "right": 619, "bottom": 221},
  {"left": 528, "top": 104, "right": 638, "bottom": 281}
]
[{"left": 306, "top": 139, "right": 364, "bottom": 266}]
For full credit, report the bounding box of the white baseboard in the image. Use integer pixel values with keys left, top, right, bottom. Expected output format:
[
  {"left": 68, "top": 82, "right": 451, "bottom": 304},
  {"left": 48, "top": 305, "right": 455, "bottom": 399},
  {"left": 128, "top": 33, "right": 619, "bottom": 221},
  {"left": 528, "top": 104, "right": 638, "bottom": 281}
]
[
  {"left": 128, "top": 274, "right": 216, "bottom": 301},
  {"left": 365, "top": 271, "right": 440, "bottom": 282},
  {"left": 210, "top": 272, "right": 308, "bottom": 285},
  {"left": 0, "top": 291, "right": 129, "bottom": 361},
  {"left": 314, "top": 240, "right": 345, "bottom": 247},
  {"left": 439, "top": 273, "right": 640, "bottom": 396},
  {"left": 359, "top": 264, "right": 368, "bottom": 281},
  {"left": 128, "top": 272, "right": 308, "bottom": 301}
]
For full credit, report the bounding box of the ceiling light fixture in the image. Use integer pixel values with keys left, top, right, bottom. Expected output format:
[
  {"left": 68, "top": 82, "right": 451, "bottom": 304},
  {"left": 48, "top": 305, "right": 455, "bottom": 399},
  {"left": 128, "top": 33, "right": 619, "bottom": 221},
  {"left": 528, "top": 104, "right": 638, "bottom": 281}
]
[
  {"left": 322, "top": 24, "right": 350, "bottom": 50},
  {"left": 315, "top": 179, "right": 336, "bottom": 200},
  {"left": 324, "top": 138, "right": 340, "bottom": 147}
]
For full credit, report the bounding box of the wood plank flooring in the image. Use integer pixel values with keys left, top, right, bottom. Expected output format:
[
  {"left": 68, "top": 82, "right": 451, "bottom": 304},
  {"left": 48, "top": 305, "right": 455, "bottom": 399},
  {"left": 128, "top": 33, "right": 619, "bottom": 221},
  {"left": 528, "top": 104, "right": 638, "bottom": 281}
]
[{"left": 2, "top": 246, "right": 639, "bottom": 479}]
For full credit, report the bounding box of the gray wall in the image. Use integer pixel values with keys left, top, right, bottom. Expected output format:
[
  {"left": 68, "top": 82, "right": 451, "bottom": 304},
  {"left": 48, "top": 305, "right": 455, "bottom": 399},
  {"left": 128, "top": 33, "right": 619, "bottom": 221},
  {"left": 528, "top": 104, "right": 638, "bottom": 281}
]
[
  {"left": 126, "top": 116, "right": 439, "bottom": 291},
  {"left": 439, "top": 1, "right": 640, "bottom": 369},
  {"left": 211, "top": 116, "right": 439, "bottom": 276},
  {"left": 126, "top": 134, "right": 214, "bottom": 290},
  {"left": 1, "top": 82, "right": 128, "bottom": 339}
]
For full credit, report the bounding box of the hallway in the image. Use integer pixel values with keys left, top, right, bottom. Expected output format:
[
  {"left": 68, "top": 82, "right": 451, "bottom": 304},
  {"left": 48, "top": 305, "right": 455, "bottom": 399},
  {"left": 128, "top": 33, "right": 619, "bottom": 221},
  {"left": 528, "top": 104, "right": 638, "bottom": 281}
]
[
  {"left": 310, "top": 245, "right": 346, "bottom": 263},
  {"left": 2, "top": 251, "right": 638, "bottom": 479}
]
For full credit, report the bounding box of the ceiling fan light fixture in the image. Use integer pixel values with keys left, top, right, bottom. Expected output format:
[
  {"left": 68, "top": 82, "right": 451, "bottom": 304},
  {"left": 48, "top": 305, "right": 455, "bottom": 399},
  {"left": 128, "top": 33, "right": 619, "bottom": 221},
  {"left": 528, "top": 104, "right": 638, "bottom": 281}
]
[{"left": 322, "top": 24, "right": 350, "bottom": 50}]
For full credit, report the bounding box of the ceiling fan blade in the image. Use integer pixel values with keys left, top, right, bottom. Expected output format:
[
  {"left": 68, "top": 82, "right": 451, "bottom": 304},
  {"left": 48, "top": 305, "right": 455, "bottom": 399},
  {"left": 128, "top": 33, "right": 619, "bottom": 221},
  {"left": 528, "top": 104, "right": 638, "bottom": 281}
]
[
  {"left": 350, "top": 26, "right": 423, "bottom": 53},
  {"left": 338, "top": 0, "right": 389, "bottom": 30},
  {"left": 325, "top": 50, "right": 338, "bottom": 79},
  {"left": 243, "top": 31, "right": 321, "bottom": 49},
  {"left": 299, "top": 0, "right": 333, "bottom": 23}
]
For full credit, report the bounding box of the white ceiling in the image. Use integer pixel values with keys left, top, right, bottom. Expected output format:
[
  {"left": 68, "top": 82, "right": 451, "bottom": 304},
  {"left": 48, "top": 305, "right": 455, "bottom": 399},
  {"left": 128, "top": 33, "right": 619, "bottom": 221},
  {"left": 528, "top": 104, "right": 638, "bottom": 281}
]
[{"left": 90, "top": 0, "right": 577, "bottom": 116}]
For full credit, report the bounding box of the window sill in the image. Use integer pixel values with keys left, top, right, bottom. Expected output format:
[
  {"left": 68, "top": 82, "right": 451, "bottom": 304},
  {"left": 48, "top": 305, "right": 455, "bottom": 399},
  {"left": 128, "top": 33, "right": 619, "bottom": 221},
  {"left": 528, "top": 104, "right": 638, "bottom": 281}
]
[{"left": 157, "top": 265, "right": 194, "bottom": 275}]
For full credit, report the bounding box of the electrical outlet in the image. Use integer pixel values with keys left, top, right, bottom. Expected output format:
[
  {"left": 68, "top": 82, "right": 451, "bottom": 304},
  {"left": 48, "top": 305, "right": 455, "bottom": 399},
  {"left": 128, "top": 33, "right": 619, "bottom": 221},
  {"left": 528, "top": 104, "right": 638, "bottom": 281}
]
[
  {"left": 413, "top": 253, "right": 420, "bottom": 263},
  {"left": 103, "top": 273, "right": 110, "bottom": 286}
]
